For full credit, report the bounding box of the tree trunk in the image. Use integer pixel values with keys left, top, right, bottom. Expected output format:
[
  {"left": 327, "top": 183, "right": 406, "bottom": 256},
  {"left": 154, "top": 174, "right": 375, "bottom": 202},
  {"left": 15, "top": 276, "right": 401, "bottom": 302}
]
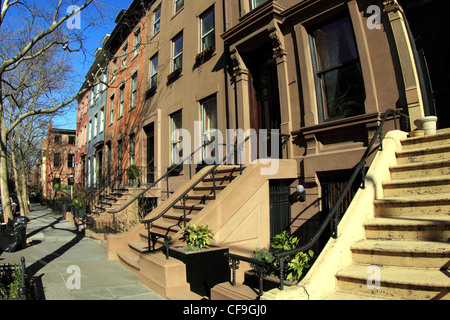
[{"left": 0, "top": 120, "right": 13, "bottom": 222}]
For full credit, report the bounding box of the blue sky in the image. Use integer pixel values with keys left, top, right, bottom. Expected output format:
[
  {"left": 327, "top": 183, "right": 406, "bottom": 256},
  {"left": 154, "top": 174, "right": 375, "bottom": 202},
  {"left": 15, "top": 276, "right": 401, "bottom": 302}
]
[{"left": 52, "top": 0, "right": 133, "bottom": 129}]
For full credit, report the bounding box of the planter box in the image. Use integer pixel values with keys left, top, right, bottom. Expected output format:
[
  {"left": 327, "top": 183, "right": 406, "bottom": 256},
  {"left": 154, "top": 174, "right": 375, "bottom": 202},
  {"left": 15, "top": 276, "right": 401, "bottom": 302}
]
[
  {"left": 244, "top": 270, "right": 297, "bottom": 292},
  {"left": 169, "top": 246, "right": 230, "bottom": 297}
]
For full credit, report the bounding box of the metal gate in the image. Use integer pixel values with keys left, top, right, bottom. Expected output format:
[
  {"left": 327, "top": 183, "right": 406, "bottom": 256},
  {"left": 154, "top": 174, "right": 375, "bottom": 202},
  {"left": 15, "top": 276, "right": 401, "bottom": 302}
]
[{"left": 269, "top": 180, "right": 291, "bottom": 239}]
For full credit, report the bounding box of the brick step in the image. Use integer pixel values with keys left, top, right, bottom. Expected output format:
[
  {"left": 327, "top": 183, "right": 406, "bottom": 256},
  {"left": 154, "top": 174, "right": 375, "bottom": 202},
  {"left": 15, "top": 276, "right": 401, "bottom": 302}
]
[
  {"left": 350, "top": 239, "right": 450, "bottom": 268},
  {"left": 389, "top": 159, "right": 450, "bottom": 180},
  {"left": 382, "top": 175, "right": 450, "bottom": 197},
  {"left": 336, "top": 264, "right": 450, "bottom": 300},
  {"left": 374, "top": 194, "right": 450, "bottom": 216},
  {"left": 364, "top": 215, "right": 450, "bottom": 241}
]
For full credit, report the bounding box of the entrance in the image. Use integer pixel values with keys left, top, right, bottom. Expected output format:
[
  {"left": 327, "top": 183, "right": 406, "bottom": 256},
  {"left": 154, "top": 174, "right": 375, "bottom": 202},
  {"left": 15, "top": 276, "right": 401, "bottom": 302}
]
[
  {"left": 144, "top": 123, "right": 155, "bottom": 184},
  {"left": 400, "top": 0, "right": 450, "bottom": 128},
  {"left": 246, "top": 43, "right": 282, "bottom": 158}
]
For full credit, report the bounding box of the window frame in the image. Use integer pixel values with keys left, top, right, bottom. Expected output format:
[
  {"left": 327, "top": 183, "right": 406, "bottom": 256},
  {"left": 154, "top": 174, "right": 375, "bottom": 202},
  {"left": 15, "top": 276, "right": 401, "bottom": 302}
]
[
  {"left": 172, "top": 32, "right": 183, "bottom": 72},
  {"left": 174, "top": 0, "right": 184, "bottom": 14},
  {"left": 119, "top": 83, "right": 125, "bottom": 118},
  {"left": 153, "top": 6, "right": 161, "bottom": 35},
  {"left": 150, "top": 53, "right": 158, "bottom": 90},
  {"left": 170, "top": 111, "right": 183, "bottom": 164},
  {"left": 200, "top": 7, "right": 215, "bottom": 52},
  {"left": 130, "top": 72, "right": 138, "bottom": 110}
]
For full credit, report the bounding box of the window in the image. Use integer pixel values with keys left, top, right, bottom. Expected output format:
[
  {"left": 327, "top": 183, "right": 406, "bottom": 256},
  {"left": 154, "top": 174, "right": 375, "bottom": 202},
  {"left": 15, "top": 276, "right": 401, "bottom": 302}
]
[
  {"left": 53, "top": 178, "right": 61, "bottom": 188},
  {"left": 153, "top": 6, "right": 161, "bottom": 35},
  {"left": 131, "top": 72, "right": 138, "bottom": 110},
  {"left": 310, "top": 15, "right": 365, "bottom": 122},
  {"left": 150, "top": 53, "right": 158, "bottom": 89},
  {"left": 110, "top": 95, "right": 114, "bottom": 125},
  {"left": 249, "top": 0, "right": 267, "bottom": 10},
  {"left": 133, "top": 28, "right": 140, "bottom": 58},
  {"left": 68, "top": 154, "right": 75, "bottom": 168},
  {"left": 54, "top": 153, "right": 61, "bottom": 168},
  {"left": 201, "top": 95, "right": 218, "bottom": 160},
  {"left": 118, "top": 140, "right": 123, "bottom": 176},
  {"left": 100, "top": 107, "right": 104, "bottom": 132},
  {"left": 94, "top": 113, "right": 98, "bottom": 136},
  {"left": 172, "top": 33, "right": 183, "bottom": 72},
  {"left": 200, "top": 8, "right": 215, "bottom": 52},
  {"left": 119, "top": 84, "right": 125, "bottom": 118},
  {"left": 174, "top": 0, "right": 184, "bottom": 14},
  {"left": 129, "top": 135, "right": 136, "bottom": 166},
  {"left": 170, "top": 111, "right": 183, "bottom": 164},
  {"left": 88, "top": 120, "right": 92, "bottom": 141},
  {"left": 68, "top": 135, "right": 75, "bottom": 145},
  {"left": 111, "top": 58, "right": 117, "bottom": 83},
  {"left": 122, "top": 43, "right": 128, "bottom": 69},
  {"left": 54, "top": 135, "right": 62, "bottom": 144}
]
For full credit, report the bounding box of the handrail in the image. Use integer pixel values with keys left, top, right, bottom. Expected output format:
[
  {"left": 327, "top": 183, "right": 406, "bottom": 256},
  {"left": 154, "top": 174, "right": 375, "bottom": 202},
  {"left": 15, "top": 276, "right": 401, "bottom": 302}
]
[
  {"left": 224, "top": 108, "right": 409, "bottom": 292},
  {"left": 140, "top": 131, "right": 291, "bottom": 226}
]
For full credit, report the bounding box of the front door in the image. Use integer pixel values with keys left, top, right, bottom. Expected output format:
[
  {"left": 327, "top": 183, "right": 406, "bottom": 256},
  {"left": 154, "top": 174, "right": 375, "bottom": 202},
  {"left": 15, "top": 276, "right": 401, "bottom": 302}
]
[
  {"left": 247, "top": 44, "right": 282, "bottom": 159},
  {"left": 401, "top": 0, "right": 450, "bottom": 128},
  {"left": 145, "top": 124, "right": 155, "bottom": 184}
]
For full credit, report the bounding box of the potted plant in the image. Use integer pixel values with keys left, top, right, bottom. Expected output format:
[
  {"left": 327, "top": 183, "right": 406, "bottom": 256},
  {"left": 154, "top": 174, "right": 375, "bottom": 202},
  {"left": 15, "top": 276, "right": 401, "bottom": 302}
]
[
  {"left": 71, "top": 192, "right": 86, "bottom": 219},
  {"left": 168, "top": 224, "right": 229, "bottom": 297},
  {"left": 245, "top": 231, "right": 314, "bottom": 291},
  {"left": 127, "top": 164, "right": 140, "bottom": 187}
]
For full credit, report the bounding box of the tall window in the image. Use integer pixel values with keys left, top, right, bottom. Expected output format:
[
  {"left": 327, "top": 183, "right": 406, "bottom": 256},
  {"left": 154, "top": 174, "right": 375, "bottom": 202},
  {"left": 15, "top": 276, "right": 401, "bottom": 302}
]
[
  {"left": 122, "top": 43, "right": 128, "bottom": 69},
  {"left": 249, "top": 0, "right": 267, "bottom": 10},
  {"left": 131, "top": 72, "right": 138, "bottom": 110},
  {"left": 129, "top": 135, "right": 136, "bottom": 166},
  {"left": 153, "top": 6, "right": 161, "bottom": 35},
  {"left": 119, "top": 84, "right": 125, "bottom": 118},
  {"left": 100, "top": 107, "right": 104, "bottom": 133},
  {"left": 54, "top": 153, "right": 61, "bottom": 168},
  {"left": 111, "top": 58, "right": 117, "bottom": 83},
  {"left": 150, "top": 53, "right": 158, "bottom": 89},
  {"left": 172, "top": 32, "right": 183, "bottom": 72},
  {"left": 68, "top": 154, "right": 75, "bottom": 168},
  {"left": 118, "top": 140, "right": 123, "bottom": 176},
  {"left": 94, "top": 113, "right": 98, "bottom": 136},
  {"left": 110, "top": 95, "right": 114, "bottom": 125},
  {"left": 200, "top": 8, "right": 215, "bottom": 52},
  {"left": 310, "top": 15, "right": 365, "bottom": 122},
  {"left": 201, "top": 95, "right": 218, "bottom": 160},
  {"left": 174, "top": 0, "right": 184, "bottom": 14},
  {"left": 133, "top": 28, "right": 140, "bottom": 57},
  {"left": 171, "top": 111, "right": 183, "bottom": 164}
]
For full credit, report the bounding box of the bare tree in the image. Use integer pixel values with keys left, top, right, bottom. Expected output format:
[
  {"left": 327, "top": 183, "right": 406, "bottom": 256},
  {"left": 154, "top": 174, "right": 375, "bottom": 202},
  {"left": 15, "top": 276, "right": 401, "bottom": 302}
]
[{"left": 0, "top": 0, "right": 104, "bottom": 221}]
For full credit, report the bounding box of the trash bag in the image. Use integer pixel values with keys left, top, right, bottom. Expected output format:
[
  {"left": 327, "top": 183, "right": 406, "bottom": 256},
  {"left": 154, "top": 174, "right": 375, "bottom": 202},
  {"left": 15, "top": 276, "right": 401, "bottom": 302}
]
[{"left": 0, "top": 216, "right": 29, "bottom": 252}]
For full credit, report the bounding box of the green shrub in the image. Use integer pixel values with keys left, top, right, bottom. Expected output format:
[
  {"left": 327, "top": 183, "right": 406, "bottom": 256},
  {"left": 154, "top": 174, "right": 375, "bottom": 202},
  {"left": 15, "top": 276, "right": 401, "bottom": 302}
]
[{"left": 182, "top": 224, "right": 214, "bottom": 250}]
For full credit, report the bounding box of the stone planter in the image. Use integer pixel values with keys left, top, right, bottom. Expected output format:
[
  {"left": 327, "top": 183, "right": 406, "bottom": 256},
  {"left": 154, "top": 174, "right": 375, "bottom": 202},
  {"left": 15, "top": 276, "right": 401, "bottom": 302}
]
[
  {"left": 414, "top": 116, "right": 438, "bottom": 135},
  {"left": 168, "top": 246, "right": 230, "bottom": 297}
]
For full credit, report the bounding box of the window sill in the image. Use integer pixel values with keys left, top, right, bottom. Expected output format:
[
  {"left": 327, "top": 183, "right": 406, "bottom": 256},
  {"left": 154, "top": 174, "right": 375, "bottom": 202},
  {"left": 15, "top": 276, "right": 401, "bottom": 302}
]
[
  {"left": 145, "top": 86, "right": 157, "bottom": 99},
  {"left": 167, "top": 68, "right": 182, "bottom": 85},
  {"left": 194, "top": 47, "right": 215, "bottom": 68}
]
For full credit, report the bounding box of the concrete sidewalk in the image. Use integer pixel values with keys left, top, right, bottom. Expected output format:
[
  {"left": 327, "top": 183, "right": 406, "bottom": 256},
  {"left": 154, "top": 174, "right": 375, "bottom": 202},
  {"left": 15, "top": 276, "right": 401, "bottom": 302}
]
[{"left": 0, "top": 204, "right": 164, "bottom": 300}]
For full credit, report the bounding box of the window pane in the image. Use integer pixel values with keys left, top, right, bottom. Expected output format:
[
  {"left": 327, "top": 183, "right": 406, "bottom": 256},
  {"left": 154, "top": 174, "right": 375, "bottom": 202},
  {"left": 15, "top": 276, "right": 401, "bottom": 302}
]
[
  {"left": 154, "top": 7, "right": 161, "bottom": 34},
  {"left": 311, "top": 15, "right": 365, "bottom": 121},
  {"left": 312, "top": 16, "right": 359, "bottom": 71},
  {"left": 201, "top": 9, "right": 215, "bottom": 51},
  {"left": 175, "top": 0, "right": 184, "bottom": 13},
  {"left": 173, "top": 34, "right": 183, "bottom": 71}
]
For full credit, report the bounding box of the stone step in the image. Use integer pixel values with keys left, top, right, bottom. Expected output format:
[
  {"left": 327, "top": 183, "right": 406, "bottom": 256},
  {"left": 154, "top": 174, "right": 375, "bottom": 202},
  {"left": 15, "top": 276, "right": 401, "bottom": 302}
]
[
  {"left": 128, "top": 240, "right": 148, "bottom": 256},
  {"left": 172, "top": 204, "right": 206, "bottom": 214},
  {"left": 390, "top": 159, "right": 450, "bottom": 180},
  {"left": 336, "top": 264, "right": 450, "bottom": 300},
  {"left": 400, "top": 129, "right": 450, "bottom": 151},
  {"left": 322, "top": 290, "right": 391, "bottom": 300},
  {"left": 350, "top": 239, "right": 450, "bottom": 268},
  {"left": 382, "top": 175, "right": 450, "bottom": 197},
  {"left": 117, "top": 250, "right": 140, "bottom": 273},
  {"left": 395, "top": 145, "right": 450, "bottom": 165},
  {"left": 374, "top": 194, "right": 450, "bottom": 216},
  {"left": 364, "top": 215, "right": 450, "bottom": 241}
]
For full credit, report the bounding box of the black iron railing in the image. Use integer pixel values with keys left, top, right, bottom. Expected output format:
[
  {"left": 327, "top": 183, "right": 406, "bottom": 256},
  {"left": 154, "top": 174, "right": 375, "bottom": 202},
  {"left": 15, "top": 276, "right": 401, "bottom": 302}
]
[
  {"left": 224, "top": 109, "right": 409, "bottom": 294},
  {"left": 139, "top": 131, "right": 290, "bottom": 257}
]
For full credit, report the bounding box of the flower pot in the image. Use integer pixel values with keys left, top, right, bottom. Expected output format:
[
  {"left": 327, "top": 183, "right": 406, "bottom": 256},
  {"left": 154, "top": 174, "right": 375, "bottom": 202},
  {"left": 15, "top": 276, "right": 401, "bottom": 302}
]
[
  {"left": 168, "top": 246, "right": 230, "bottom": 297},
  {"left": 414, "top": 116, "right": 438, "bottom": 135}
]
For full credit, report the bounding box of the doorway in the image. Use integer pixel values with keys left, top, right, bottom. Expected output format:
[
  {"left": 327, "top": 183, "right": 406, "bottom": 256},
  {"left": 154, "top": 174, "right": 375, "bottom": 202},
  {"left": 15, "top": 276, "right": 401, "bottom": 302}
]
[
  {"left": 144, "top": 123, "right": 155, "bottom": 184},
  {"left": 400, "top": 0, "right": 450, "bottom": 128},
  {"left": 246, "top": 43, "right": 282, "bottom": 158}
]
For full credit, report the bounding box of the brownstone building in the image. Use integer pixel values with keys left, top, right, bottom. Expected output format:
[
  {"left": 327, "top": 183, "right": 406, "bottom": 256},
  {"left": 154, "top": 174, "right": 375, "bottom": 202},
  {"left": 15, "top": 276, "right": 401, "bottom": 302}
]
[{"left": 41, "top": 121, "right": 76, "bottom": 199}]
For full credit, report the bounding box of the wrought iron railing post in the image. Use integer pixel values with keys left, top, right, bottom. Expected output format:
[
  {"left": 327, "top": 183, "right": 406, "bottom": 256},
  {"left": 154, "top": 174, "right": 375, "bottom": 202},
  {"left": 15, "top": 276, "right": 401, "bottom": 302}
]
[
  {"left": 279, "top": 257, "right": 285, "bottom": 291},
  {"left": 182, "top": 195, "right": 187, "bottom": 227}
]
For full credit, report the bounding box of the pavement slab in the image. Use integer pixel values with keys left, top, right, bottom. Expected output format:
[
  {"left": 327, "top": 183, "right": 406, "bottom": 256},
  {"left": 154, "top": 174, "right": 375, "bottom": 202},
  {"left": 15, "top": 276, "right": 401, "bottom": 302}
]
[{"left": 0, "top": 204, "right": 165, "bottom": 300}]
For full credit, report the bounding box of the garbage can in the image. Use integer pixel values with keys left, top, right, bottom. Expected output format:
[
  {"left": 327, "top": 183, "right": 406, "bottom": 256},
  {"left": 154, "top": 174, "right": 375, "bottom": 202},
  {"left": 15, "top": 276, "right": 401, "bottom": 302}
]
[{"left": 0, "top": 216, "right": 29, "bottom": 252}]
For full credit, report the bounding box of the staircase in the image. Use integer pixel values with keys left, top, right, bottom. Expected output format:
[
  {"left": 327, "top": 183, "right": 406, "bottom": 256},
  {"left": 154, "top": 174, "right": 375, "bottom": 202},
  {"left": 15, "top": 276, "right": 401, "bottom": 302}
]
[
  {"left": 328, "top": 129, "right": 450, "bottom": 300},
  {"left": 116, "top": 166, "right": 244, "bottom": 274}
]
